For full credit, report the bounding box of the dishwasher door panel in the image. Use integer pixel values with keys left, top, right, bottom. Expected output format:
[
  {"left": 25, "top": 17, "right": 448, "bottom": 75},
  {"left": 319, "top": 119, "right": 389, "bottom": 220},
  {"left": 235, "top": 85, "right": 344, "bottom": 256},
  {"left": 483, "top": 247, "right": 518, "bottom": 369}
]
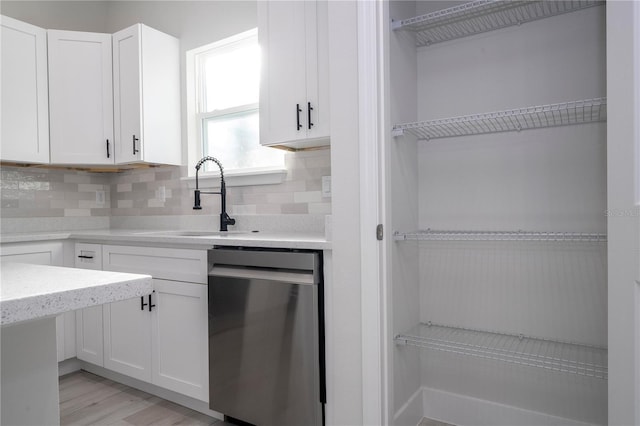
[{"left": 209, "top": 274, "right": 321, "bottom": 426}]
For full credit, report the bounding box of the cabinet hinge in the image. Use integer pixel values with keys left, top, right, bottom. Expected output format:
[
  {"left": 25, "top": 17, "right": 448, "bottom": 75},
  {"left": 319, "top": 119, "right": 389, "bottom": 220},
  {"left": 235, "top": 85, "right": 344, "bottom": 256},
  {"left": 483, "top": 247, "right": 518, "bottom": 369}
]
[{"left": 376, "top": 224, "right": 383, "bottom": 241}]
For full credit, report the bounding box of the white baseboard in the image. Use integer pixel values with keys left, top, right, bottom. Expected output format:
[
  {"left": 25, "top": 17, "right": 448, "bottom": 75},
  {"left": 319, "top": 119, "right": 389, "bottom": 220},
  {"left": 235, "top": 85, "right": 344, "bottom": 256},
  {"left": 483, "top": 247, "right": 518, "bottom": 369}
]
[
  {"left": 393, "top": 386, "right": 601, "bottom": 426},
  {"left": 421, "top": 387, "right": 599, "bottom": 426},
  {"left": 58, "top": 358, "right": 82, "bottom": 376},
  {"left": 393, "top": 387, "right": 424, "bottom": 426},
  {"left": 77, "top": 361, "right": 224, "bottom": 421}
]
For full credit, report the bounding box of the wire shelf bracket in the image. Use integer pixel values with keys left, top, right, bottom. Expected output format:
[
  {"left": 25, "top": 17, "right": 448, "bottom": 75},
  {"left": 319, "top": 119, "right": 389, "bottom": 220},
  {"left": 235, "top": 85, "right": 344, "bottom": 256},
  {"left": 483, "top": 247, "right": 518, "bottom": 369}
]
[
  {"left": 395, "top": 322, "right": 608, "bottom": 379},
  {"left": 394, "top": 229, "right": 607, "bottom": 243},
  {"left": 391, "top": 0, "right": 604, "bottom": 47},
  {"left": 392, "top": 98, "right": 606, "bottom": 141}
]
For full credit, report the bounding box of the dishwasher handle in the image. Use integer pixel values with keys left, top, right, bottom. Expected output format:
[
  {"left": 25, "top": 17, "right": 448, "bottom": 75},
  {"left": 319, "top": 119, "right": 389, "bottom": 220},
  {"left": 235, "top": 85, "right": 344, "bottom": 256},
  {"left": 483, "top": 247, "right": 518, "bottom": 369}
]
[{"left": 209, "top": 265, "right": 315, "bottom": 286}]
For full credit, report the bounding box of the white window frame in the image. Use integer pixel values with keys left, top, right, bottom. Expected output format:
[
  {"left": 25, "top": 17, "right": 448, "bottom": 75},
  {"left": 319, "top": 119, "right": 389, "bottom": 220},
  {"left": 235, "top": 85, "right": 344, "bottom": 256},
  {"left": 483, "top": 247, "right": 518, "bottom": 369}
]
[{"left": 185, "top": 28, "right": 286, "bottom": 188}]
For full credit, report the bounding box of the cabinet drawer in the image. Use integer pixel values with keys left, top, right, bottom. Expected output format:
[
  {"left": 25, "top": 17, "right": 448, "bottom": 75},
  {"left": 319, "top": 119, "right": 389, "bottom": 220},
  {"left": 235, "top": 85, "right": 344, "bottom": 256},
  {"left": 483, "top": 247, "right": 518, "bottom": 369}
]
[
  {"left": 0, "top": 241, "right": 64, "bottom": 266},
  {"left": 75, "top": 243, "right": 103, "bottom": 270},
  {"left": 102, "top": 245, "right": 207, "bottom": 284}
]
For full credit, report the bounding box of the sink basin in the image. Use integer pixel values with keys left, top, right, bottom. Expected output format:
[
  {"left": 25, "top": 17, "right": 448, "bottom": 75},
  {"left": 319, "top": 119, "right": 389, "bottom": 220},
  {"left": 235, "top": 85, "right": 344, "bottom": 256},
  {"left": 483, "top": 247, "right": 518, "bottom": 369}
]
[{"left": 135, "top": 230, "right": 251, "bottom": 237}]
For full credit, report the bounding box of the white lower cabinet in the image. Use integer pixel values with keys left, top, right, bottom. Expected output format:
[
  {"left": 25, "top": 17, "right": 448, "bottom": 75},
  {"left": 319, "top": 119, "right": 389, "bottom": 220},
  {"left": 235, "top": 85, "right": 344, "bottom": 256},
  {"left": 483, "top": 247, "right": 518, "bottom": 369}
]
[
  {"left": 74, "top": 242, "right": 209, "bottom": 402},
  {"left": 75, "top": 305, "right": 104, "bottom": 366},
  {"left": 103, "top": 295, "right": 152, "bottom": 382},
  {"left": 152, "top": 279, "right": 208, "bottom": 401},
  {"left": 74, "top": 243, "right": 104, "bottom": 366},
  {"left": 0, "top": 241, "right": 74, "bottom": 362}
]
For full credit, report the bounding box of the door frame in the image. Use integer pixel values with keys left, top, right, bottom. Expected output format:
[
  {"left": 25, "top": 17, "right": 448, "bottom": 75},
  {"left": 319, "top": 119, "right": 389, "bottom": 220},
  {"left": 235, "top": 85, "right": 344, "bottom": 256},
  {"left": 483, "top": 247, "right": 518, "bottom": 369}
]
[
  {"left": 606, "top": 2, "right": 639, "bottom": 424},
  {"left": 358, "top": 1, "right": 389, "bottom": 424}
]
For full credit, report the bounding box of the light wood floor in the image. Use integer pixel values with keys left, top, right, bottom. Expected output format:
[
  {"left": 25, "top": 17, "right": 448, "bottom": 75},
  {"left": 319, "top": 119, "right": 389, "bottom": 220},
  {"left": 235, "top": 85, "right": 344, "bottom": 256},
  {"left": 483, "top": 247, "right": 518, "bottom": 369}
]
[
  {"left": 61, "top": 371, "right": 454, "bottom": 426},
  {"left": 59, "top": 371, "right": 227, "bottom": 426},
  {"left": 419, "top": 417, "right": 455, "bottom": 426}
]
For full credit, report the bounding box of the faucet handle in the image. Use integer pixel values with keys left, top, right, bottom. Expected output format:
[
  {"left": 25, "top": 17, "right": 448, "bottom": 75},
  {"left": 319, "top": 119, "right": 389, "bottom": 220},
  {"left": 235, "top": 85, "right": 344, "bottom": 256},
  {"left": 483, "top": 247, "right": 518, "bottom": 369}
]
[{"left": 193, "top": 190, "right": 203, "bottom": 210}]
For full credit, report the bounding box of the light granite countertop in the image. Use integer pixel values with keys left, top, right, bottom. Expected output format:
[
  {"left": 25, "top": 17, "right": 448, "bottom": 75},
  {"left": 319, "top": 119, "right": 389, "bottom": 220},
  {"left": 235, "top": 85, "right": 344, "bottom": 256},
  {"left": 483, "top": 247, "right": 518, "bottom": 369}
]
[
  {"left": 0, "top": 263, "right": 153, "bottom": 326},
  {"left": 0, "top": 229, "right": 331, "bottom": 250}
]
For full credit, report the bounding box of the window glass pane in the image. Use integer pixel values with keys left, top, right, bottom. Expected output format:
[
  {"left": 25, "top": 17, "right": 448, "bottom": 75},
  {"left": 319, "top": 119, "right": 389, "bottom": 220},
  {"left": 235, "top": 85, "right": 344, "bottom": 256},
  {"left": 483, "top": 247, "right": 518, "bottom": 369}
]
[
  {"left": 202, "top": 41, "right": 260, "bottom": 112},
  {"left": 203, "top": 110, "right": 284, "bottom": 171}
]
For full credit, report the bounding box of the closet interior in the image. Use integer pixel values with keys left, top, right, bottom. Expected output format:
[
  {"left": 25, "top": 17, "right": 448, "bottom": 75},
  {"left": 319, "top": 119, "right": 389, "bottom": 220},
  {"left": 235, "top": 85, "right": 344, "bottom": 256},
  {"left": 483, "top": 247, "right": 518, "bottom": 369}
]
[{"left": 386, "top": 1, "right": 607, "bottom": 425}]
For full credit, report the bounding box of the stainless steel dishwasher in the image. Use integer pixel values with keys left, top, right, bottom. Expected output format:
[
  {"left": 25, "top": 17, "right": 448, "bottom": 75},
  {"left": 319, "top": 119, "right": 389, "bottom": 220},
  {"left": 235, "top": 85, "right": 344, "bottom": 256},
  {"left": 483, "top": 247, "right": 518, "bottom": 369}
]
[{"left": 208, "top": 247, "right": 325, "bottom": 426}]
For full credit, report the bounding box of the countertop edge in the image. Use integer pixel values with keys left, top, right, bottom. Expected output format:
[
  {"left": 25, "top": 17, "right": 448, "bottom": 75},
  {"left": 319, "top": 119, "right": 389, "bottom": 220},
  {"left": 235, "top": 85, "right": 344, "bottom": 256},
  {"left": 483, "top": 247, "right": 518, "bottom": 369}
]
[
  {"left": 1, "top": 266, "right": 153, "bottom": 326},
  {"left": 0, "top": 230, "right": 332, "bottom": 250}
]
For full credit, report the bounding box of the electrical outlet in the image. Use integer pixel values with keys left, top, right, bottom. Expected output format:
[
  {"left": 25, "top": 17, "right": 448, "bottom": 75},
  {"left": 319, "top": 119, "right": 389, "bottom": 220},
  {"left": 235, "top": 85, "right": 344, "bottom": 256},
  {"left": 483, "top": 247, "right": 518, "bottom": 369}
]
[
  {"left": 156, "top": 186, "right": 166, "bottom": 202},
  {"left": 322, "top": 176, "right": 331, "bottom": 198},
  {"left": 96, "top": 190, "right": 105, "bottom": 207}
]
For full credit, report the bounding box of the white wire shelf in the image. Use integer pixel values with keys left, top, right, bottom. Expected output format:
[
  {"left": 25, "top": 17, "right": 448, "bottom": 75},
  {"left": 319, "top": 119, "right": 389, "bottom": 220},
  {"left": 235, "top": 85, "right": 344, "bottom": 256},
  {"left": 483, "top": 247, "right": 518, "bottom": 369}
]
[
  {"left": 395, "top": 322, "right": 607, "bottom": 379},
  {"left": 391, "top": 0, "right": 604, "bottom": 47},
  {"left": 394, "top": 229, "right": 607, "bottom": 242},
  {"left": 391, "top": 98, "right": 607, "bottom": 141}
]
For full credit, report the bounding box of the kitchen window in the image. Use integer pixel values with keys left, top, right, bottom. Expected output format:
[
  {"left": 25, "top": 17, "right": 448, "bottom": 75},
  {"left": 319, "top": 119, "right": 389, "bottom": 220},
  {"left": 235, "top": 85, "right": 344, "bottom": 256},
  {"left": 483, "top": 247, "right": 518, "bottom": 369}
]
[{"left": 186, "top": 28, "right": 285, "bottom": 185}]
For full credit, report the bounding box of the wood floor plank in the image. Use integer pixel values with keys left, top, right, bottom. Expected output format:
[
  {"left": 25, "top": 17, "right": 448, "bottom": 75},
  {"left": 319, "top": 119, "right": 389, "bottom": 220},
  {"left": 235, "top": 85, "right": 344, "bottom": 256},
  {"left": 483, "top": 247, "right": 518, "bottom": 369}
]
[
  {"left": 61, "top": 387, "right": 158, "bottom": 425},
  {"left": 123, "top": 399, "right": 217, "bottom": 426},
  {"left": 419, "top": 417, "right": 455, "bottom": 426},
  {"left": 59, "top": 371, "right": 221, "bottom": 426},
  {"left": 61, "top": 379, "right": 131, "bottom": 417}
]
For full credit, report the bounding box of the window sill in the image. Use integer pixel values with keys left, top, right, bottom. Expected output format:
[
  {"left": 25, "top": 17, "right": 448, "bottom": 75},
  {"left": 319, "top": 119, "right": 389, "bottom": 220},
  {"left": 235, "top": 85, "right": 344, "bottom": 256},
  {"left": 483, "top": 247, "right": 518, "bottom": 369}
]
[{"left": 182, "top": 167, "right": 287, "bottom": 189}]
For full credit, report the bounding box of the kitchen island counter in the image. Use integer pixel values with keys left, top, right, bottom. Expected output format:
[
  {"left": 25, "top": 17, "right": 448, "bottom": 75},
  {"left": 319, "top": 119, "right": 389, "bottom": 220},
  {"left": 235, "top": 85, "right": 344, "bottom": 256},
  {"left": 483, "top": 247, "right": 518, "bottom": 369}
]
[
  {"left": 1, "top": 263, "right": 152, "bottom": 425},
  {"left": 1, "top": 262, "right": 153, "bottom": 325}
]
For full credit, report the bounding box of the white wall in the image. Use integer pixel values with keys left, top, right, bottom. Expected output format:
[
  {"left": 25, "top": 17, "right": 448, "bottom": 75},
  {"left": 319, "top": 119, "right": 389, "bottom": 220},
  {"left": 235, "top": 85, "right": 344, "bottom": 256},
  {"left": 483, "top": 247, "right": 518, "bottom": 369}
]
[
  {"left": 386, "top": 0, "right": 422, "bottom": 423},
  {"left": 327, "top": 2, "right": 363, "bottom": 425},
  {"left": 606, "top": 2, "right": 640, "bottom": 425},
  {"left": 0, "top": 1, "right": 109, "bottom": 32}
]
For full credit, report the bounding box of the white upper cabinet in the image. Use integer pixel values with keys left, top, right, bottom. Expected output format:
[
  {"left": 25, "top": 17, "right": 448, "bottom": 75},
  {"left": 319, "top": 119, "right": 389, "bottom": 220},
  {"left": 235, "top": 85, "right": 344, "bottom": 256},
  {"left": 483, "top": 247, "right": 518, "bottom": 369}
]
[
  {"left": 258, "top": 0, "right": 330, "bottom": 150},
  {"left": 112, "top": 24, "right": 181, "bottom": 165},
  {"left": 1, "top": 16, "right": 49, "bottom": 164},
  {"left": 48, "top": 30, "right": 114, "bottom": 165}
]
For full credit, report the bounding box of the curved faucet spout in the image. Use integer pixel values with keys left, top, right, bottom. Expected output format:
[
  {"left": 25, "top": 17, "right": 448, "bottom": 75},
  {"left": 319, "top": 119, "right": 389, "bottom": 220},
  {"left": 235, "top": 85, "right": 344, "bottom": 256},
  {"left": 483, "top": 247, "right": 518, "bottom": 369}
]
[{"left": 193, "top": 156, "right": 236, "bottom": 231}]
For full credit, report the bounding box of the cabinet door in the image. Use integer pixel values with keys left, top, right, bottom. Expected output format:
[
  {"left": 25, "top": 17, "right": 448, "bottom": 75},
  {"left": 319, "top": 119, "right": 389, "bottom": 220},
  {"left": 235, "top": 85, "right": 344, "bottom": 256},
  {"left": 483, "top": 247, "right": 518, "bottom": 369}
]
[
  {"left": 151, "top": 279, "right": 208, "bottom": 401},
  {"left": 48, "top": 30, "right": 114, "bottom": 165},
  {"left": 259, "top": 1, "right": 329, "bottom": 148},
  {"left": 75, "top": 306, "right": 104, "bottom": 366},
  {"left": 112, "top": 25, "right": 142, "bottom": 164},
  {"left": 74, "top": 243, "right": 103, "bottom": 366},
  {"left": 258, "top": 1, "right": 308, "bottom": 146},
  {"left": 304, "top": 0, "right": 330, "bottom": 141},
  {"left": 103, "top": 296, "right": 152, "bottom": 382},
  {"left": 0, "top": 16, "right": 49, "bottom": 163},
  {"left": 113, "top": 24, "right": 181, "bottom": 166},
  {"left": 0, "top": 242, "right": 64, "bottom": 266}
]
